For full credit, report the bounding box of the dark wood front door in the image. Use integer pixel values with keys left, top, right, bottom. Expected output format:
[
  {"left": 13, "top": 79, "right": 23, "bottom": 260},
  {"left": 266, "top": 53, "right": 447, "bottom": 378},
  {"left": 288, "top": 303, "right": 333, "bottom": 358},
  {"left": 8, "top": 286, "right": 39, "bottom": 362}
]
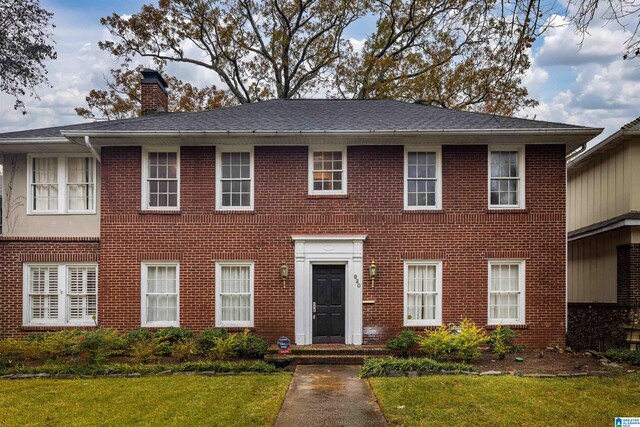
[{"left": 312, "top": 265, "right": 346, "bottom": 343}]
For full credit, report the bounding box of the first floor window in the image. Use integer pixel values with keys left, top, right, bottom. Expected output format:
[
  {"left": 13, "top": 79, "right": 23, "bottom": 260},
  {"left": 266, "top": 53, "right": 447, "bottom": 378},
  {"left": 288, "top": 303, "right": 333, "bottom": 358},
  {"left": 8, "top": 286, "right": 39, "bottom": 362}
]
[
  {"left": 23, "top": 264, "right": 98, "bottom": 326},
  {"left": 404, "top": 261, "right": 442, "bottom": 326},
  {"left": 142, "top": 263, "right": 179, "bottom": 326},
  {"left": 488, "top": 260, "right": 525, "bottom": 324},
  {"left": 216, "top": 262, "right": 254, "bottom": 327}
]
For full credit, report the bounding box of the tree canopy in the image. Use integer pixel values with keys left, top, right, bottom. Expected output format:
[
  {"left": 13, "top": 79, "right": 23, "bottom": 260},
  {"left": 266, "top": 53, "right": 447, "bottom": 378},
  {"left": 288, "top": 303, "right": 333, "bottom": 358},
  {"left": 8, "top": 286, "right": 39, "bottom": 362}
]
[{"left": 0, "top": 0, "right": 57, "bottom": 113}]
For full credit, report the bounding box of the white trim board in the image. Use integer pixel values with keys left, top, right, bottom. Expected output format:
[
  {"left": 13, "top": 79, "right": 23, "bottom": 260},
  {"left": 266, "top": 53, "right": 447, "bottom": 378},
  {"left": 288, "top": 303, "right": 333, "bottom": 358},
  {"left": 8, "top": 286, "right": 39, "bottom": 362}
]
[{"left": 292, "top": 234, "right": 367, "bottom": 345}]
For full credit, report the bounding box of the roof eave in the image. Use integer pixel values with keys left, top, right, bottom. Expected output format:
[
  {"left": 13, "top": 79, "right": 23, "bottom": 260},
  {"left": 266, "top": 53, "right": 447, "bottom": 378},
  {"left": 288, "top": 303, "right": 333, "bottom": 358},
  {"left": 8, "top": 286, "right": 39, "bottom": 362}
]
[{"left": 568, "top": 129, "right": 640, "bottom": 170}]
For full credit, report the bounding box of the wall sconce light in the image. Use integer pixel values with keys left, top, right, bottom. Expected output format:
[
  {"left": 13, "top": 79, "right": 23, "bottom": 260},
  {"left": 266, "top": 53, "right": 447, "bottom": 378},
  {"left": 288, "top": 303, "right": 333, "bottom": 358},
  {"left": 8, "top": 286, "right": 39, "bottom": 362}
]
[
  {"left": 280, "top": 263, "right": 289, "bottom": 288},
  {"left": 369, "top": 260, "right": 377, "bottom": 287}
]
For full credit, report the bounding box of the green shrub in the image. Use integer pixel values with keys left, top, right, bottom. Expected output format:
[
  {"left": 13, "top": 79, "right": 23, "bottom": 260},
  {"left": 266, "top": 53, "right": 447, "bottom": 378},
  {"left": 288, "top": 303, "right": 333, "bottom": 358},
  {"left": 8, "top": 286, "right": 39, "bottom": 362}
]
[
  {"left": 156, "top": 328, "right": 194, "bottom": 355},
  {"left": 386, "top": 330, "right": 419, "bottom": 357},
  {"left": 171, "top": 339, "right": 197, "bottom": 362},
  {"left": 418, "top": 326, "right": 456, "bottom": 361},
  {"left": 360, "top": 357, "right": 472, "bottom": 377},
  {"left": 455, "top": 319, "right": 489, "bottom": 363},
  {"left": 74, "top": 329, "right": 125, "bottom": 365},
  {"left": 237, "top": 329, "right": 269, "bottom": 359},
  {"left": 39, "top": 331, "right": 84, "bottom": 360},
  {"left": 125, "top": 329, "right": 156, "bottom": 347},
  {"left": 489, "top": 325, "right": 517, "bottom": 360},
  {"left": 604, "top": 348, "right": 640, "bottom": 366},
  {"left": 129, "top": 338, "right": 162, "bottom": 363},
  {"left": 198, "top": 329, "right": 229, "bottom": 354},
  {"left": 209, "top": 334, "right": 238, "bottom": 361}
]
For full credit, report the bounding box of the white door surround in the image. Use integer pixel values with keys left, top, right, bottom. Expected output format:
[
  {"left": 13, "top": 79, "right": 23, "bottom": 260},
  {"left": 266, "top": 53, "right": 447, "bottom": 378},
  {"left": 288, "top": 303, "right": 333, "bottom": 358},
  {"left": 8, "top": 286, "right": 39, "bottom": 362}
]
[{"left": 292, "top": 235, "right": 367, "bottom": 345}]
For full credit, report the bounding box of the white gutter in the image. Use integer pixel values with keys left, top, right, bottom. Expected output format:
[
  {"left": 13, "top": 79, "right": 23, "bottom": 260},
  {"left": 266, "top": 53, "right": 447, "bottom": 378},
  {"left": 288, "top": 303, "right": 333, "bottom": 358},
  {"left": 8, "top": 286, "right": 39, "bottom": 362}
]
[
  {"left": 84, "top": 136, "right": 101, "bottom": 163},
  {"left": 0, "top": 137, "right": 70, "bottom": 144},
  {"left": 61, "top": 128, "right": 603, "bottom": 138}
]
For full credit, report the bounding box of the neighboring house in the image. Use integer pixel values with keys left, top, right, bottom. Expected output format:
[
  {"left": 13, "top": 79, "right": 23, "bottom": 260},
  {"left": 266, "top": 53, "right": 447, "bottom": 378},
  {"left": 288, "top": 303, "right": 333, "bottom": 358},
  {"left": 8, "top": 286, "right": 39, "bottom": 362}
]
[
  {"left": 567, "top": 117, "right": 640, "bottom": 350},
  {"left": 0, "top": 70, "right": 602, "bottom": 347}
]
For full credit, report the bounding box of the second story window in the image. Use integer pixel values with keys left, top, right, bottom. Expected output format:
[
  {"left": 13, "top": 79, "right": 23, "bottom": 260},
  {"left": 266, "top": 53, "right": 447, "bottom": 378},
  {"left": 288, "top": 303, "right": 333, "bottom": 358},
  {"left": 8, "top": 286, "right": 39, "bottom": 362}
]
[
  {"left": 216, "top": 147, "right": 254, "bottom": 210},
  {"left": 404, "top": 147, "right": 441, "bottom": 210},
  {"left": 28, "top": 154, "right": 96, "bottom": 214},
  {"left": 489, "top": 146, "right": 525, "bottom": 209},
  {"left": 142, "top": 147, "right": 180, "bottom": 211},
  {"left": 309, "top": 147, "right": 347, "bottom": 195}
]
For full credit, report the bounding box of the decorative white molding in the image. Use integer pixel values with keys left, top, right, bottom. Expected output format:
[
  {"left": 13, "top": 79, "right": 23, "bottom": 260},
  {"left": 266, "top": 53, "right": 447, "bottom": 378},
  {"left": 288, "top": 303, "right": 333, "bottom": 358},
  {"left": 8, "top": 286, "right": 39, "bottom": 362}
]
[{"left": 291, "top": 234, "right": 367, "bottom": 345}]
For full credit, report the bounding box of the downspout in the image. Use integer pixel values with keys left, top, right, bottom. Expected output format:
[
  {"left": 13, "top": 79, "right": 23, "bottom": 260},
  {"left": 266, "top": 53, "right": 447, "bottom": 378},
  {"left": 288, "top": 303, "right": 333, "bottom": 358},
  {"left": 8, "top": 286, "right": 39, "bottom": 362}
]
[{"left": 84, "top": 135, "right": 101, "bottom": 163}]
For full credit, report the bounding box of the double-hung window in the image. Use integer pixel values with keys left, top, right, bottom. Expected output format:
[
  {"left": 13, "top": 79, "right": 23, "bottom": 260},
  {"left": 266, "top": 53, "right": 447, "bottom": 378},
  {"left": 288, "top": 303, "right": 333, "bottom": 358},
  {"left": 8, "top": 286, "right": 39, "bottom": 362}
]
[
  {"left": 28, "top": 154, "right": 96, "bottom": 214},
  {"left": 488, "top": 260, "right": 525, "bottom": 325},
  {"left": 488, "top": 146, "right": 525, "bottom": 209},
  {"left": 142, "top": 147, "right": 180, "bottom": 210},
  {"left": 404, "top": 261, "right": 442, "bottom": 326},
  {"left": 215, "top": 262, "right": 254, "bottom": 327},
  {"left": 23, "top": 264, "right": 98, "bottom": 326},
  {"left": 404, "top": 147, "right": 441, "bottom": 210},
  {"left": 141, "top": 263, "right": 180, "bottom": 327},
  {"left": 216, "top": 147, "right": 254, "bottom": 210},
  {"left": 308, "top": 147, "right": 347, "bottom": 195}
]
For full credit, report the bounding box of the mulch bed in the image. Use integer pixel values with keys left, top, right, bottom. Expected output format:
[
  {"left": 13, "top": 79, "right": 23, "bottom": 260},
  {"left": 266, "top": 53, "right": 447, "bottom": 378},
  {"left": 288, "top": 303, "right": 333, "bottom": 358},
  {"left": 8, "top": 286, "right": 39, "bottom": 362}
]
[{"left": 473, "top": 348, "right": 635, "bottom": 375}]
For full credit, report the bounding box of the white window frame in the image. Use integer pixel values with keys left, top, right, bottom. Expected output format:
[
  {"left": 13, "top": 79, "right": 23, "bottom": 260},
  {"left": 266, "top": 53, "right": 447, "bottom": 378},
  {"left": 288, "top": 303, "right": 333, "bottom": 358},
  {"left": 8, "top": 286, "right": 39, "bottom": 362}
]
[
  {"left": 404, "top": 146, "right": 442, "bottom": 210},
  {"left": 308, "top": 146, "right": 348, "bottom": 195},
  {"left": 27, "top": 154, "right": 97, "bottom": 215},
  {"left": 216, "top": 146, "right": 255, "bottom": 211},
  {"left": 141, "top": 146, "right": 181, "bottom": 211},
  {"left": 403, "top": 260, "right": 443, "bottom": 327},
  {"left": 487, "top": 259, "right": 526, "bottom": 325},
  {"left": 22, "top": 263, "right": 98, "bottom": 327},
  {"left": 140, "top": 262, "right": 180, "bottom": 327},
  {"left": 487, "top": 145, "right": 525, "bottom": 210},
  {"left": 215, "top": 261, "right": 255, "bottom": 328}
]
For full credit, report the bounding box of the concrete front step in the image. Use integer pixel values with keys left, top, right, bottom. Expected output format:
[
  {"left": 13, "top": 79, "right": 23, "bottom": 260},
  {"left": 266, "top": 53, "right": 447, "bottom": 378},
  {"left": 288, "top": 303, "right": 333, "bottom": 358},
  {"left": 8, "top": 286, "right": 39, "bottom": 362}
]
[
  {"left": 266, "top": 353, "right": 391, "bottom": 366},
  {"left": 267, "top": 345, "right": 392, "bottom": 357}
]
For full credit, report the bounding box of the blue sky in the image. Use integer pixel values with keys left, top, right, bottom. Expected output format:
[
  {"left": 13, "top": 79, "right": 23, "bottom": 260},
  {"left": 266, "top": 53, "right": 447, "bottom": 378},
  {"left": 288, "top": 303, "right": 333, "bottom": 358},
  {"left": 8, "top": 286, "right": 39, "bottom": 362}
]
[{"left": 0, "top": 0, "right": 637, "bottom": 147}]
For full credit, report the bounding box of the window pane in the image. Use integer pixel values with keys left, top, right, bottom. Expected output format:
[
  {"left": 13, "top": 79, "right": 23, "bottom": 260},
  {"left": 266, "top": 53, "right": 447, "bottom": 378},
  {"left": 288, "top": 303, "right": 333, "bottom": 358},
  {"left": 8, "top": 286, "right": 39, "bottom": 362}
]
[
  {"left": 312, "top": 151, "right": 344, "bottom": 192},
  {"left": 220, "top": 265, "right": 252, "bottom": 323},
  {"left": 147, "top": 151, "right": 178, "bottom": 208},
  {"left": 406, "top": 264, "right": 438, "bottom": 323},
  {"left": 221, "top": 151, "right": 252, "bottom": 207},
  {"left": 406, "top": 151, "right": 437, "bottom": 207},
  {"left": 489, "top": 263, "right": 521, "bottom": 321},
  {"left": 32, "top": 158, "right": 59, "bottom": 211}
]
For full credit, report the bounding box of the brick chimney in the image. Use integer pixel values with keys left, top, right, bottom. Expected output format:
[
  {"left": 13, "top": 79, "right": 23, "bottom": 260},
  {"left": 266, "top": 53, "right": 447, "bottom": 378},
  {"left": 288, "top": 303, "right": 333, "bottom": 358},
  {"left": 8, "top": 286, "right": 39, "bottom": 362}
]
[{"left": 140, "top": 69, "right": 169, "bottom": 115}]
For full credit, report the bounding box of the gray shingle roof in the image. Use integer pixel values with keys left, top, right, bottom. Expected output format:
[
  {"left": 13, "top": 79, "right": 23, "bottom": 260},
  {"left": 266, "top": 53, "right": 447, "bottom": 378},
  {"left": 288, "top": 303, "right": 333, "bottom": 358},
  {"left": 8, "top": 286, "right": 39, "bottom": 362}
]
[
  {"left": 0, "top": 99, "right": 592, "bottom": 139},
  {"left": 621, "top": 116, "right": 640, "bottom": 130}
]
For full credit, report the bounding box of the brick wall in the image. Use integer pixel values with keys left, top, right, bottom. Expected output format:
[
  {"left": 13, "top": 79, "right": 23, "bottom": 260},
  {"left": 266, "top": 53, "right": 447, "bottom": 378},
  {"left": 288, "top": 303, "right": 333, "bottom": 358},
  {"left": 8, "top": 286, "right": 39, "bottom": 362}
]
[
  {"left": 618, "top": 243, "right": 640, "bottom": 306},
  {"left": 1, "top": 144, "right": 567, "bottom": 348}
]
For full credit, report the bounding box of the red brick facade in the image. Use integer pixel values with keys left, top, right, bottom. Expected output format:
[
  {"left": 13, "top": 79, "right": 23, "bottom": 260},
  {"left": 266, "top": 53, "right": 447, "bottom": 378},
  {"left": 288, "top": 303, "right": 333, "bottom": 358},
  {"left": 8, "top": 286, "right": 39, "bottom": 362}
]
[{"left": 0, "top": 144, "right": 567, "bottom": 348}]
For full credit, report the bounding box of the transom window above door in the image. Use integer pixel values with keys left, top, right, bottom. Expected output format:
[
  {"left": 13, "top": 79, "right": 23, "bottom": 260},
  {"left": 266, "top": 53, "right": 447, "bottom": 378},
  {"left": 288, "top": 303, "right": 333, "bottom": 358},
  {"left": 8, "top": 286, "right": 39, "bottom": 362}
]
[
  {"left": 216, "top": 148, "right": 254, "bottom": 210},
  {"left": 308, "top": 148, "right": 347, "bottom": 195},
  {"left": 404, "top": 147, "right": 442, "bottom": 210}
]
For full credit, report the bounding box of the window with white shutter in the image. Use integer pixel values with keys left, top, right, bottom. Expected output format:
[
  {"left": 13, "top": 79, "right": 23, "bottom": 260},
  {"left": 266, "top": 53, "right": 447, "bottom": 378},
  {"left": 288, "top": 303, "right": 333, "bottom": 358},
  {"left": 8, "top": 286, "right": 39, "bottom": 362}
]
[
  {"left": 141, "top": 263, "right": 180, "bottom": 327},
  {"left": 215, "top": 262, "right": 254, "bottom": 327},
  {"left": 23, "top": 264, "right": 98, "bottom": 326}
]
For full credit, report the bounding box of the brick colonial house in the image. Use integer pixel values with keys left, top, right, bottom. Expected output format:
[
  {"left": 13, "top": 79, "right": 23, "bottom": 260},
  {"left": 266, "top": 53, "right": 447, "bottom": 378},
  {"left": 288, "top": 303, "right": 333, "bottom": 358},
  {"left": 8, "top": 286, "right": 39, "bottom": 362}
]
[
  {"left": 567, "top": 117, "right": 640, "bottom": 350},
  {"left": 0, "top": 70, "right": 601, "bottom": 347}
]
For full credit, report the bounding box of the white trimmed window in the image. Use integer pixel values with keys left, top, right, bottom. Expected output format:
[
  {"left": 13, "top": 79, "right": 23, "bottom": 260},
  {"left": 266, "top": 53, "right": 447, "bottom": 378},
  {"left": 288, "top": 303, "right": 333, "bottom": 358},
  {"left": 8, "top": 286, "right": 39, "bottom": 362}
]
[
  {"left": 404, "top": 261, "right": 442, "bottom": 326},
  {"left": 308, "top": 147, "right": 347, "bottom": 195},
  {"left": 215, "top": 261, "right": 254, "bottom": 327},
  {"left": 488, "top": 146, "right": 525, "bottom": 209},
  {"left": 216, "top": 147, "right": 254, "bottom": 210},
  {"left": 141, "top": 263, "right": 180, "bottom": 327},
  {"left": 488, "top": 260, "right": 525, "bottom": 325},
  {"left": 142, "top": 147, "right": 180, "bottom": 210},
  {"left": 28, "top": 154, "right": 96, "bottom": 214},
  {"left": 404, "top": 147, "right": 442, "bottom": 209},
  {"left": 23, "top": 264, "right": 98, "bottom": 326}
]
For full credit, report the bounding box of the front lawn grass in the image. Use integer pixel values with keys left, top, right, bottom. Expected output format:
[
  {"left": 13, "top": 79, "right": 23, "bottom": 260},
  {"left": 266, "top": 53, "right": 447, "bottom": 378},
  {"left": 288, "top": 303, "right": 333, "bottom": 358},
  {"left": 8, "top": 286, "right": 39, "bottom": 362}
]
[
  {"left": 0, "top": 374, "right": 291, "bottom": 426},
  {"left": 370, "top": 373, "right": 640, "bottom": 426}
]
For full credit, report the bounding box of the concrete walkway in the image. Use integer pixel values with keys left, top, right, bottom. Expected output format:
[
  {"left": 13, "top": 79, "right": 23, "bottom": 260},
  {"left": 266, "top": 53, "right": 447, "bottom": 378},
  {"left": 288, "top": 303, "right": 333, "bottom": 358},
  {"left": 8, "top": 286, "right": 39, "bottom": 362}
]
[{"left": 274, "top": 365, "right": 387, "bottom": 427}]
